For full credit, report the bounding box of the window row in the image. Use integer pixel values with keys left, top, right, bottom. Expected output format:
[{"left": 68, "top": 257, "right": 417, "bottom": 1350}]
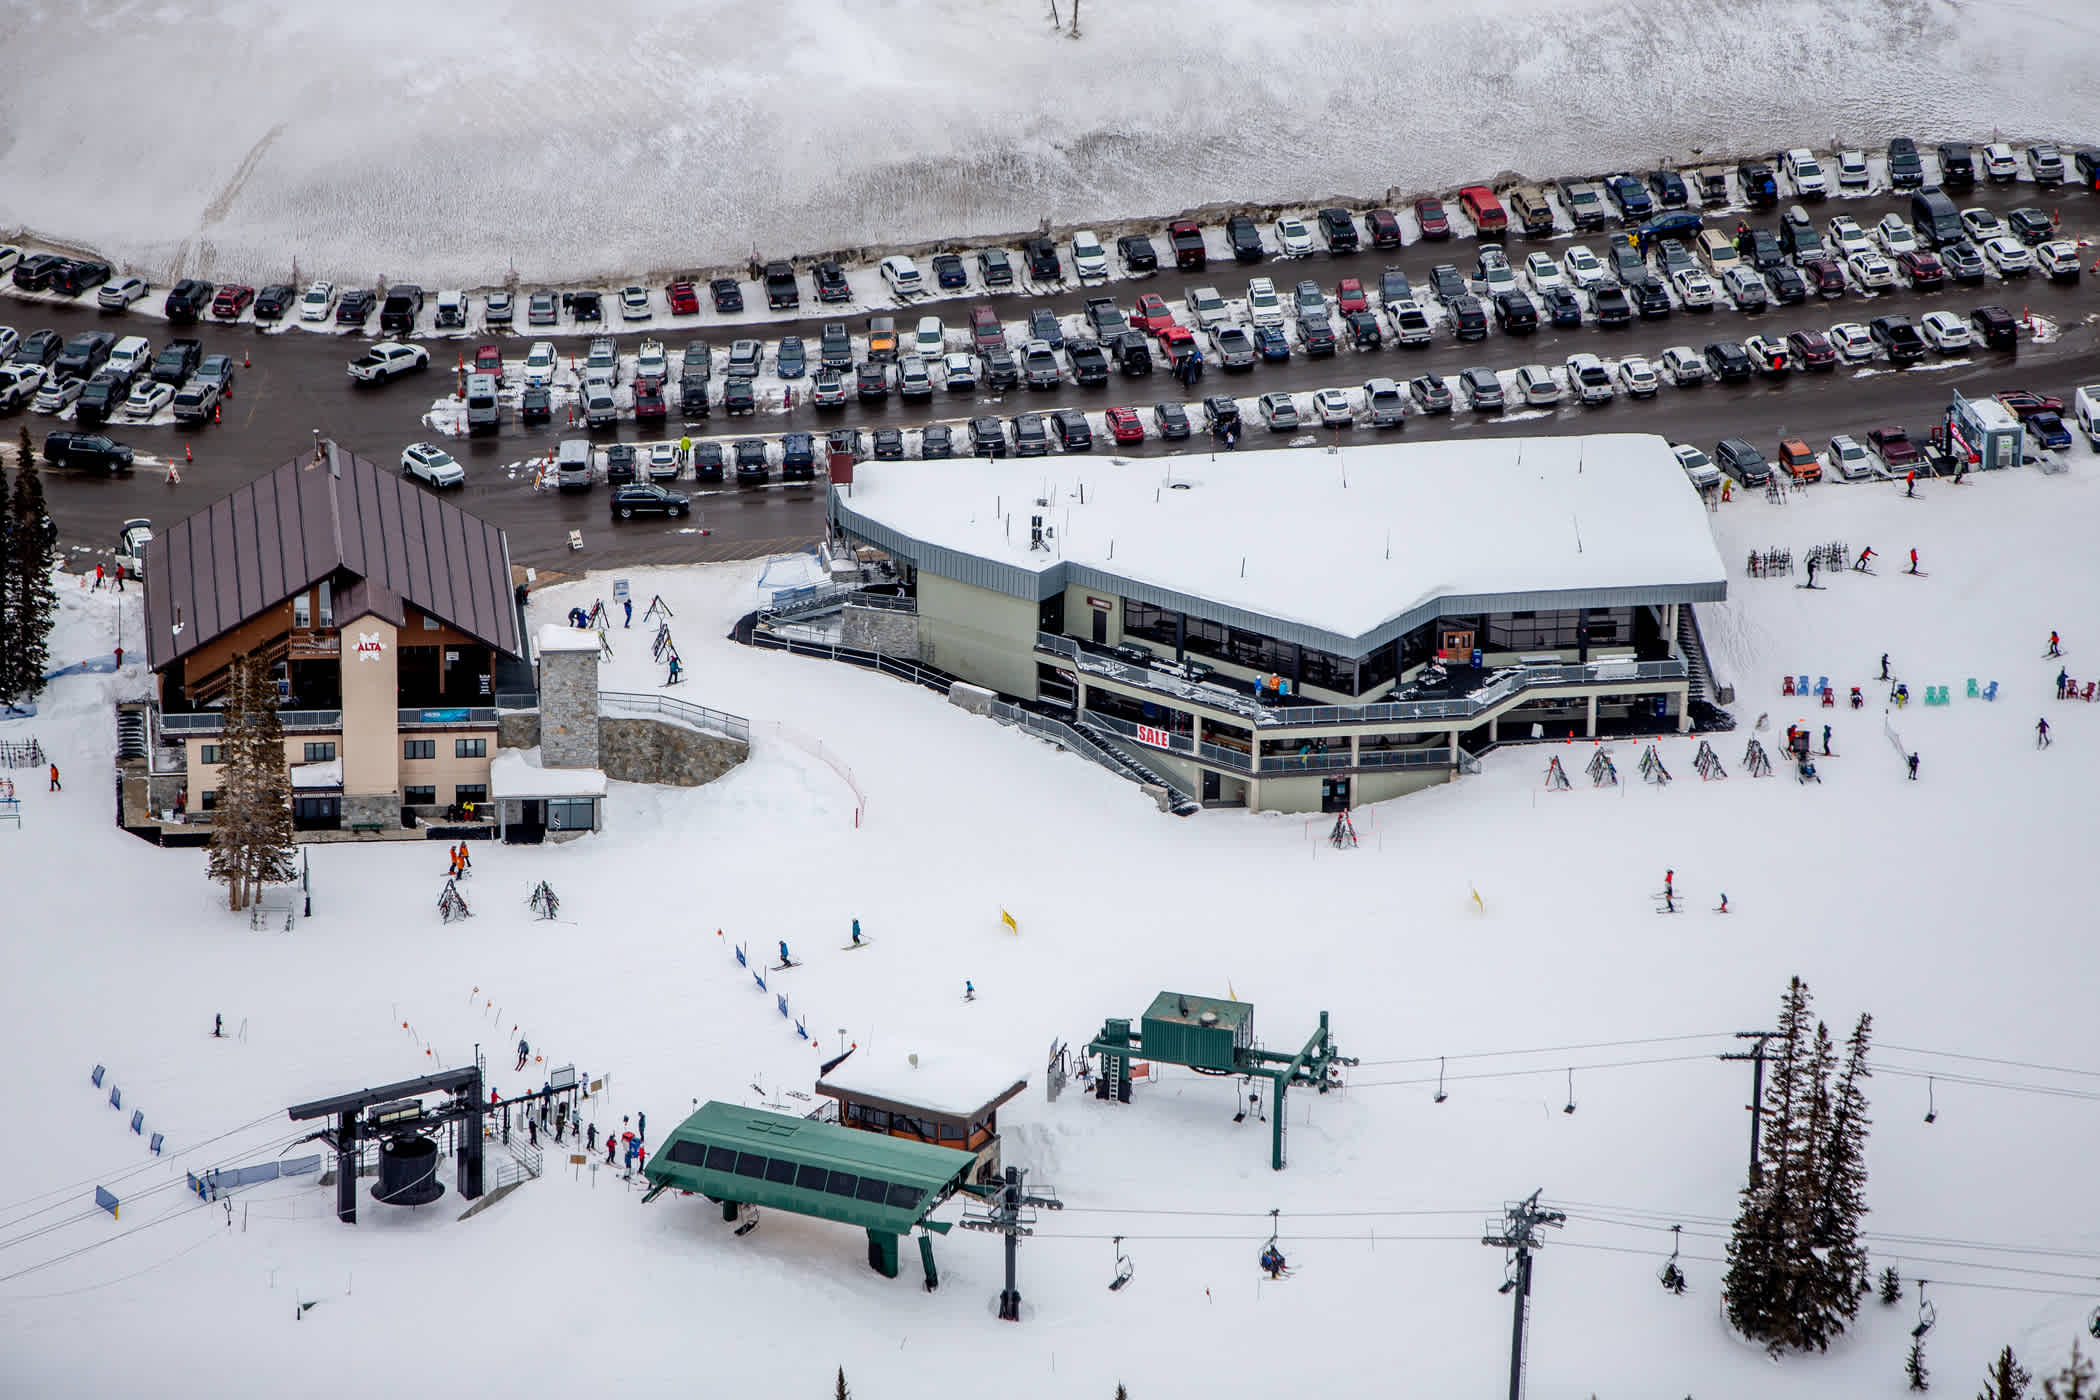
[
  {"left": 1123, "top": 599, "right": 1376, "bottom": 697},
  {"left": 844, "top": 1102, "right": 986, "bottom": 1143},
  {"left": 666, "top": 1140, "right": 925, "bottom": 1212},
  {"left": 1483, "top": 609, "right": 1632, "bottom": 652}
]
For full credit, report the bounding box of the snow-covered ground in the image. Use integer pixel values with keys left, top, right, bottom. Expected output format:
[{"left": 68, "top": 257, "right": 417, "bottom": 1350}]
[
  {"left": 5, "top": 464, "right": 2100, "bottom": 1395},
  {"left": 4, "top": 0, "right": 2099, "bottom": 286}
]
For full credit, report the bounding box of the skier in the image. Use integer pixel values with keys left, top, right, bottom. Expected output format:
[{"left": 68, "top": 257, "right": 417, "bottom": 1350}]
[
  {"left": 1904, "top": 470, "right": 1916, "bottom": 498},
  {"left": 1822, "top": 724, "right": 1832, "bottom": 756},
  {"left": 515, "top": 1037, "right": 529, "bottom": 1071},
  {"left": 48, "top": 764, "right": 59, "bottom": 792},
  {"left": 1908, "top": 548, "right": 1919, "bottom": 575},
  {"left": 2048, "top": 631, "right": 2062, "bottom": 657},
  {"left": 666, "top": 654, "right": 683, "bottom": 685},
  {"left": 850, "top": 918, "right": 862, "bottom": 946},
  {"left": 1856, "top": 546, "right": 1876, "bottom": 572},
  {"left": 1850, "top": 686, "right": 1863, "bottom": 710},
  {"left": 606, "top": 1132, "right": 616, "bottom": 1164},
  {"left": 1260, "top": 1243, "right": 1287, "bottom": 1279},
  {"left": 587, "top": 1121, "right": 596, "bottom": 1154},
  {"left": 634, "top": 1143, "right": 647, "bottom": 1172},
  {"left": 964, "top": 980, "right": 976, "bottom": 1002},
  {"left": 1880, "top": 653, "right": 1891, "bottom": 680},
  {"left": 2036, "top": 717, "right": 2051, "bottom": 749},
  {"left": 213, "top": 1013, "right": 223, "bottom": 1038},
  {"left": 1806, "top": 555, "right": 1818, "bottom": 588},
  {"left": 1663, "top": 869, "right": 1674, "bottom": 902},
  {"left": 623, "top": 597, "right": 633, "bottom": 629},
  {"left": 778, "top": 939, "right": 792, "bottom": 968},
  {"left": 1716, "top": 893, "right": 1729, "bottom": 914},
  {"left": 1907, "top": 752, "right": 1920, "bottom": 780}
]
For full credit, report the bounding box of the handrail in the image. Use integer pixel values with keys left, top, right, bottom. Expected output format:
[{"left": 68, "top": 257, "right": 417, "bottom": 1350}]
[
  {"left": 158, "top": 708, "right": 344, "bottom": 734},
  {"left": 494, "top": 690, "right": 540, "bottom": 711},
  {"left": 598, "top": 690, "right": 751, "bottom": 744}
]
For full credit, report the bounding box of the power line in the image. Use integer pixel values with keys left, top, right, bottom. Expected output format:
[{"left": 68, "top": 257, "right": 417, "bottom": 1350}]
[
  {"left": 0, "top": 1110, "right": 289, "bottom": 1230},
  {"left": 1881, "top": 1044, "right": 2100, "bottom": 1080},
  {"left": 1352, "top": 1031, "right": 1734, "bottom": 1069},
  {"left": 1350, "top": 1052, "right": 1718, "bottom": 1090}
]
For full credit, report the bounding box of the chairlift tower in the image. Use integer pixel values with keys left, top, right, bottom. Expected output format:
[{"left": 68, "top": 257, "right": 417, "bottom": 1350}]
[
  {"left": 1482, "top": 1189, "right": 1565, "bottom": 1400},
  {"left": 957, "top": 1165, "right": 1062, "bottom": 1320}
]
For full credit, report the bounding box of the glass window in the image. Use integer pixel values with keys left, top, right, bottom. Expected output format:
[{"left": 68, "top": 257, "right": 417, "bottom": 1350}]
[
  {"left": 422, "top": 613, "right": 440, "bottom": 630},
  {"left": 1300, "top": 646, "right": 1357, "bottom": 693},
  {"left": 938, "top": 1123, "right": 964, "bottom": 1141},
  {"left": 704, "top": 1145, "right": 737, "bottom": 1173},
  {"left": 404, "top": 785, "right": 436, "bottom": 805},
  {"left": 199, "top": 744, "right": 222, "bottom": 764},
  {"left": 797, "top": 1163, "right": 829, "bottom": 1191},
  {"left": 667, "top": 1140, "right": 707, "bottom": 1167},
  {"left": 734, "top": 1152, "right": 768, "bottom": 1178},
  {"left": 885, "top": 1182, "right": 922, "bottom": 1211},
  {"left": 454, "top": 784, "right": 487, "bottom": 804},
  {"left": 764, "top": 1158, "right": 798, "bottom": 1185},
  {"left": 455, "top": 738, "right": 486, "bottom": 759},
  {"left": 403, "top": 740, "right": 435, "bottom": 760},
  {"left": 548, "top": 798, "right": 594, "bottom": 831},
  {"left": 1123, "top": 599, "right": 1178, "bottom": 647},
  {"left": 292, "top": 593, "right": 311, "bottom": 629},
  {"left": 303, "top": 742, "right": 336, "bottom": 762},
  {"left": 825, "top": 1171, "right": 859, "bottom": 1197},
  {"left": 317, "top": 581, "right": 333, "bottom": 628},
  {"left": 199, "top": 790, "right": 217, "bottom": 811},
  {"left": 864, "top": 1108, "right": 890, "bottom": 1130},
  {"left": 855, "top": 1176, "right": 890, "bottom": 1204}
]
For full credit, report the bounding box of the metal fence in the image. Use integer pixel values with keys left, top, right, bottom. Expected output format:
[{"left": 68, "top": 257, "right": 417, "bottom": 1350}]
[
  {"left": 488, "top": 1138, "right": 543, "bottom": 1192},
  {"left": 746, "top": 633, "right": 956, "bottom": 696},
  {"left": 598, "top": 690, "right": 751, "bottom": 744},
  {"left": 158, "top": 709, "right": 344, "bottom": 735},
  {"left": 987, "top": 702, "right": 1199, "bottom": 807},
  {"left": 494, "top": 691, "right": 540, "bottom": 711}
]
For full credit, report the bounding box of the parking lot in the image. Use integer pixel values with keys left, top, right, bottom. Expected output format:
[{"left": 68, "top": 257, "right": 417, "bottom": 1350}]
[{"left": 6, "top": 143, "right": 2098, "bottom": 570}]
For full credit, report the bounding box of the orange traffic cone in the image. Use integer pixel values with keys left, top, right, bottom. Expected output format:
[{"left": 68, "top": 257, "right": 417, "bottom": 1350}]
[
  {"left": 242, "top": 349, "right": 251, "bottom": 368},
  {"left": 213, "top": 402, "right": 221, "bottom": 424},
  {"left": 184, "top": 442, "right": 193, "bottom": 463}
]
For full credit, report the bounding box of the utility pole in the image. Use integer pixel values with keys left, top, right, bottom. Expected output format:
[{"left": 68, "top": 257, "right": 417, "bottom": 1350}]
[
  {"left": 1482, "top": 1189, "right": 1565, "bottom": 1400},
  {"left": 1719, "top": 1030, "right": 1779, "bottom": 1186},
  {"left": 957, "top": 1165, "right": 1062, "bottom": 1321}
]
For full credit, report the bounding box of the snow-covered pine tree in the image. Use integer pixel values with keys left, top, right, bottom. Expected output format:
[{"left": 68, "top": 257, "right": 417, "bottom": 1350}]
[
  {"left": 1788, "top": 1019, "right": 1841, "bottom": 1351},
  {"left": 1980, "top": 1343, "right": 2033, "bottom": 1400},
  {"left": 1725, "top": 976, "right": 1816, "bottom": 1351},
  {"left": 1881, "top": 1265, "right": 1904, "bottom": 1304},
  {"left": 242, "top": 657, "right": 297, "bottom": 899},
  {"left": 2043, "top": 1342, "right": 2095, "bottom": 1400},
  {"left": 1911, "top": 1337, "right": 1931, "bottom": 1391},
  {"left": 0, "top": 453, "right": 17, "bottom": 703},
  {"left": 1812, "top": 1013, "right": 1874, "bottom": 1319},
  {"left": 5, "top": 439, "right": 57, "bottom": 704},
  {"left": 208, "top": 653, "right": 298, "bottom": 910}
]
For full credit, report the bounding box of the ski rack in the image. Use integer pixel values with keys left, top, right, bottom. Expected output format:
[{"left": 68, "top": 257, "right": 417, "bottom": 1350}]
[
  {"left": 1585, "top": 749, "right": 1617, "bottom": 787},
  {"left": 1693, "top": 741, "right": 1727, "bottom": 780},
  {"left": 1638, "top": 745, "right": 1672, "bottom": 785}
]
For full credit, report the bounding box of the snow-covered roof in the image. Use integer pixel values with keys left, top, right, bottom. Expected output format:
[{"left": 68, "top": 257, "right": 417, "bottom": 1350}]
[
  {"left": 490, "top": 748, "right": 607, "bottom": 799},
  {"left": 536, "top": 623, "right": 602, "bottom": 656},
  {"left": 817, "top": 1042, "right": 1028, "bottom": 1120},
  {"left": 290, "top": 759, "right": 342, "bottom": 790},
  {"left": 833, "top": 435, "right": 1728, "bottom": 653}
]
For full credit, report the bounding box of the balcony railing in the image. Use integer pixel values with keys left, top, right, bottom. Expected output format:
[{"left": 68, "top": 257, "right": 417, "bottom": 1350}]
[
  {"left": 159, "top": 709, "right": 343, "bottom": 735},
  {"left": 1038, "top": 632, "right": 1687, "bottom": 730}
]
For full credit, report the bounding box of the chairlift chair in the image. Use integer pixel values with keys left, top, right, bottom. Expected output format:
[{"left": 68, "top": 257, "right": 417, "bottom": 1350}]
[{"left": 1109, "top": 1236, "right": 1134, "bottom": 1292}]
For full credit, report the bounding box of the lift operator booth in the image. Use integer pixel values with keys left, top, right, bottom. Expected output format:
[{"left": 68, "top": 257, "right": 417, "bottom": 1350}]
[{"left": 1947, "top": 390, "right": 2024, "bottom": 472}]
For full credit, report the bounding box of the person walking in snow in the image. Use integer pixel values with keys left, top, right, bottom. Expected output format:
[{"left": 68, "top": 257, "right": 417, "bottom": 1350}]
[
  {"left": 527, "top": 1116, "right": 537, "bottom": 1148},
  {"left": 48, "top": 764, "right": 59, "bottom": 792},
  {"left": 2037, "top": 717, "right": 2052, "bottom": 748},
  {"left": 93, "top": 563, "right": 105, "bottom": 590},
  {"left": 2048, "top": 631, "right": 2062, "bottom": 657},
  {"left": 1907, "top": 752, "right": 1920, "bottom": 780},
  {"left": 114, "top": 562, "right": 126, "bottom": 592},
  {"left": 623, "top": 598, "right": 633, "bottom": 629},
  {"left": 1822, "top": 724, "right": 1832, "bottom": 756},
  {"left": 587, "top": 1121, "right": 596, "bottom": 1154}
]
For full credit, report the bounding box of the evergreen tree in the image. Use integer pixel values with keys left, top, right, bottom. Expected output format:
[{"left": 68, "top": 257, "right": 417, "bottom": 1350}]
[
  {"left": 2043, "top": 1342, "right": 2095, "bottom": 1400},
  {"left": 1812, "top": 1013, "right": 1874, "bottom": 1315},
  {"left": 208, "top": 653, "right": 298, "bottom": 910},
  {"left": 1114, "top": 1388, "right": 1129, "bottom": 1400},
  {"left": 1725, "top": 976, "right": 1815, "bottom": 1352},
  {"left": 1880, "top": 1265, "right": 1904, "bottom": 1305},
  {"left": 5, "top": 443, "right": 58, "bottom": 703},
  {"left": 834, "top": 1366, "right": 850, "bottom": 1400},
  {"left": 0, "top": 453, "right": 17, "bottom": 702},
  {"left": 1910, "top": 1337, "right": 1931, "bottom": 1392},
  {"left": 1980, "top": 1343, "right": 2033, "bottom": 1400}
]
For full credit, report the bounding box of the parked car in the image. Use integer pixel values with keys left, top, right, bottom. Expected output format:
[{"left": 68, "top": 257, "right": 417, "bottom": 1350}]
[
  {"left": 347, "top": 342, "right": 429, "bottom": 383},
  {"left": 2037, "top": 241, "right": 2082, "bottom": 281},
  {"left": 163, "top": 279, "right": 215, "bottom": 322},
  {"left": 968, "top": 416, "right": 1008, "bottom": 457},
  {"left": 709, "top": 277, "right": 744, "bottom": 313},
  {"left": 734, "top": 438, "right": 770, "bottom": 481},
  {"left": 1918, "top": 310, "right": 1971, "bottom": 352},
  {"left": 2008, "top": 208, "right": 2055, "bottom": 244},
  {"left": 814, "top": 261, "right": 852, "bottom": 301},
  {"left": 1257, "top": 391, "right": 1299, "bottom": 430},
  {"left": 484, "top": 290, "right": 513, "bottom": 325},
  {"left": 1274, "top": 216, "right": 1314, "bottom": 257},
  {"left": 1703, "top": 340, "right": 1753, "bottom": 382},
  {"left": 98, "top": 276, "right": 149, "bottom": 311},
  {"left": 879, "top": 255, "right": 925, "bottom": 297},
  {"left": 665, "top": 280, "right": 699, "bottom": 315},
  {"left": 978, "top": 247, "right": 1016, "bottom": 286},
  {"left": 1152, "top": 402, "right": 1192, "bottom": 439},
  {"left": 41, "top": 431, "right": 134, "bottom": 472},
  {"left": 401, "top": 442, "right": 466, "bottom": 488},
  {"left": 1365, "top": 209, "right": 1403, "bottom": 248},
  {"left": 1414, "top": 196, "right": 1450, "bottom": 239},
  {"left": 1721, "top": 266, "right": 1768, "bottom": 311},
  {"left": 1673, "top": 443, "right": 1722, "bottom": 490},
  {"left": 1887, "top": 137, "right": 1924, "bottom": 189},
  {"left": 1714, "top": 436, "right": 1771, "bottom": 485},
  {"left": 1168, "top": 222, "right": 1206, "bottom": 271},
  {"left": 1970, "top": 305, "right": 2018, "bottom": 350},
  {"left": 1827, "top": 434, "right": 1872, "bottom": 480},
  {"left": 2027, "top": 411, "right": 2073, "bottom": 452},
  {"left": 1024, "top": 238, "right": 1064, "bottom": 280},
  {"left": 1458, "top": 366, "right": 1504, "bottom": 411},
  {"left": 1827, "top": 322, "right": 1874, "bottom": 361},
  {"left": 121, "top": 377, "right": 173, "bottom": 420},
  {"left": 1117, "top": 234, "right": 1158, "bottom": 272},
  {"left": 1867, "top": 426, "right": 1920, "bottom": 468},
  {"left": 1743, "top": 333, "right": 1790, "bottom": 376},
  {"left": 1868, "top": 315, "right": 1926, "bottom": 364},
  {"left": 1659, "top": 344, "right": 1707, "bottom": 385},
  {"left": 1835, "top": 149, "right": 1870, "bottom": 189},
  {"left": 1776, "top": 438, "right": 1821, "bottom": 483},
  {"left": 1786, "top": 328, "right": 1838, "bottom": 369},
  {"left": 1513, "top": 364, "right": 1561, "bottom": 406},
  {"left": 1408, "top": 372, "right": 1453, "bottom": 413},
  {"left": 1104, "top": 406, "right": 1144, "bottom": 443},
  {"left": 920, "top": 423, "right": 954, "bottom": 458},
  {"left": 1982, "top": 237, "right": 2034, "bottom": 276},
  {"left": 1563, "top": 352, "right": 1613, "bottom": 404},
  {"left": 338, "top": 288, "right": 378, "bottom": 325},
  {"left": 1052, "top": 408, "right": 1094, "bottom": 451},
  {"left": 2027, "top": 143, "right": 2066, "bottom": 185},
  {"left": 1783, "top": 149, "right": 1828, "bottom": 198},
  {"left": 1010, "top": 412, "right": 1050, "bottom": 455},
  {"left": 1896, "top": 250, "right": 1944, "bottom": 289}
]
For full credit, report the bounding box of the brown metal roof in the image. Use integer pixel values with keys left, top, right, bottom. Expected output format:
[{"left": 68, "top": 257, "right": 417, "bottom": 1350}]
[{"left": 143, "top": 441, "right": 519, "bottom": 670}]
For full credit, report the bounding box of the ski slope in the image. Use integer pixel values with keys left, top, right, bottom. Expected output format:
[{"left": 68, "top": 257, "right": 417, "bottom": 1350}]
[
  {"left": 4, "top": 0, "right": 2099, "bottom": 283},
  {"left": 2, "top": 465, "right": 2098, "bottom": 1396}
]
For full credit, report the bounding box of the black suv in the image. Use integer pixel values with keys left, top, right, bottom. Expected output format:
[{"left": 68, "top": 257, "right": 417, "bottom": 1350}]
[
  {"left": 1317, "top": 208, "right": 1359, "bottom": 253},
  {"left": 1023, "top": 238, "right": 1061, "bottom": 281},
  {"left": 734, "top": 439, "right": 770, "bottom": 483},
  {"left": 978, "top": 247, "right": 1014, "bottom": 286},
  {"left": 336, "top": 288, "right": 376, "bottom": 325},
  {"left": 1492, "top": 290, "right": 1538, "bottom": 333},
  {"left": 164, "top": 279, "right": 215, "bottom": 323},
  {"left": 1887, "top": 138, "right": 1924, "bottom": 189},
  {"left": 1869, "top": 315, "right": 1926, "bottom": 364},
  {"left": 1704, "top": 341, "right": 1753, "bottom": 382},
  {"left": 1647, "top": 168, "right": 1689, "bottom": 207},
  {"left": 929, "top": 254, "right": 967, "bottom": 291},
  {"left": 1117, "top": 234, "right": 1157, "bottom": 272},
  {"left": 1936, "top": 143, "right": 1975, "bottom": 191},
  {"left": 1052, "top": 409, "right": 1093, "bottom": 451},
  {"left": 380, "top": 284, "right": 424, "bottom": 334},
  {"left": 1448, "top": 293, "right": 1488, "bottom": 341},
  {"left": 968, "top": 415, "right": 1007, "bottom": 457},
  {"left": 11, "top": 253, "right": 68, "bottom": 291},
  {"left": 610, "top": 483, "right": 690, "bottom": 519},
  {"left": 815, "top": 260, "right": 852, "bottom": 301},
  {"left": 781, "top": 432, "right": 816, "bottom": 479},
  {"left": 1226, "top": 214, "right": 1264, "bottom": 262},
  {"left": 1714, "top": 437, "right": 1771, "bottom": 485},
  {"left": 255, "top": 284, "right": 295, "bottom": 320}
]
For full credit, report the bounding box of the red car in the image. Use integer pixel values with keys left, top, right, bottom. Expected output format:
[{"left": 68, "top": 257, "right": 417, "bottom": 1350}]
[
  {"left": 969, "top": 304, "right": 1005, "bottom": 354},
  {"left": 472, "top": 344, "right": 504, "bottom": 379},
  {"left": 633, "top": 381, "right": 667, "bottom": 422},
  {"left": 1156, "top": 323, "right": 1196, "bottom": 366},
  {"left": 1896, "top": 250, "right": 1944, "bottom": 289},
  {"left": 1994, "top": 389, "right": 2063, "bottom": 420},
  {"left": 665, "top": 280, "right": 699, "bottom": 315},
  {"left": 1132, "top": 293, "right": 1176, "bottom": 334},
  {"left": 1335, "top": 278, "right": 1368, "bottom": 315},
  {"left": 1414, "top": 196, "right": 1451, "bottom": 240},
  {"left": 1104, "top": 406, "right": 1145, "bottom": 444},
  {"left": 1867, "top": 426, "right": 1920, "bottom": 468},
  {"left": 1785, "top": 329, "right": 1838, "bottom": 370},
  {"left": 210, "top": 284, "right": 255, "bottom": 319},
  {"left": 1799, "top": 255, "right": 1847, "bottom": 297},
  {"left": 1365, "top": 208, "right": 1403, "bottom": 249}
]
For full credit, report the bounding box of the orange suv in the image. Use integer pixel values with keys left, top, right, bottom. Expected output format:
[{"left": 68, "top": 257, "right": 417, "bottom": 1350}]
[{"left": 1777, "top": 438, "right": 1822, "bottom": 483}]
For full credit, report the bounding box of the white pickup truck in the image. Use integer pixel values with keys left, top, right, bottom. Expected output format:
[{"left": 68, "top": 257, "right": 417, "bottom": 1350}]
[
  {"left": 347, "top": 341, "right": 430, "bottom": 384},
  {"left": 2075, "top": 384, "right": 2100, "bottom": 451}
]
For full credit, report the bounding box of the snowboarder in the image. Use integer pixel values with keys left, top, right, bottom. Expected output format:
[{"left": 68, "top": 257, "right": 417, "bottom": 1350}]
[
  {"left": 1856, "top": 546, "right": 1876, "bottom": 572},
  {"left": 1822, "top": 724, "right": 1832, "bottom": 756},
  {"left": 2048, "top": 631, "right": 2062, "bottom": 657},
  {"left": 48, "top": 764, "right": 59, "bottom": 792},
  {"left": 1904, "top": 470, "right": 1916, "bottom": 498},
  {"left": 213, "top": 1013, "right": 223, "bottom": 1038},
  {"left": 1806, "top": 555, "right": 1819, "bottom": 587},
  {"left": 850, "top": 918, "right": 862, "bottom": 946},
  {"left": 2059, "top": 668, "right": 2071, "bottom": 699},
  {"left": 2037, "top": 717, "right": 2052, "bottom": 749},
  {"left": 623, "top": 597, "right": 633, "bottom": 629},
  {"left": 964, "top": 980, "right": 976, "bottom": 1002},
  {"left": 1880, "top": 653, "right": 1891, "bottom": 680},
  {"left": 1907, "top": 752, "right": 1920, "bottom": 780},
  {"left": 1907, "top": 548, "right": 1919, "bottom": 575},
  {"left": 516, "top": 1038, "right": 529, "bottom": 1071}
]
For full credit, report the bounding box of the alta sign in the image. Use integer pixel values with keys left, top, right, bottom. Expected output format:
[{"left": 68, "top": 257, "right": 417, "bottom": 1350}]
[{"left": 354, "top": 631, "right": 388, "bottom": 661}]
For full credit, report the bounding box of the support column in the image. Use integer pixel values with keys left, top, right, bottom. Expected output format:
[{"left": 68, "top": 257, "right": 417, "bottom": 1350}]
[
  {"left": 1489, "top": 715, "right": 1500, "bottom": 743},
  {"left": 335, "top": 1111, "right": 358, "bottom": 1224},
  {"left": 1074, "top": 680, "right": 1087, "bottom": 717},
  {"left": 1586, "top": 695, "right": 1598, "bottom": 738},
  {"left": 1665, "top": 603, "right": 1681, "bottom": 659},
  {"left": 869, "top": 1230, "right": 901, "bottom": 1278},
  {"left": 1677, "top": 686, "right": 1692, "bottom": 733}
]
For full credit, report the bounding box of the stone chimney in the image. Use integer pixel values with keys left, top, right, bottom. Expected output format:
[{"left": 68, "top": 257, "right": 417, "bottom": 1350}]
[{"left": 536, "top": 624, "right": 601, "bottom": 769}]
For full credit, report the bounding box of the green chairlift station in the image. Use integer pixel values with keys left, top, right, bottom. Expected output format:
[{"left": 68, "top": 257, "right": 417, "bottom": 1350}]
[{"left": 1086, "top": 992, "right": 1355, "bottom": 1169}]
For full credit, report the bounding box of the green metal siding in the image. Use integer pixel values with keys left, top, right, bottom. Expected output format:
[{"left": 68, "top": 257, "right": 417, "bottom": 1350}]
[
  {"left": 642, "top": 1101, "right": 976, "bottom": 1235},
  {"left": 1140, "top": 992, "right": 1252, "bottom": 1072}
]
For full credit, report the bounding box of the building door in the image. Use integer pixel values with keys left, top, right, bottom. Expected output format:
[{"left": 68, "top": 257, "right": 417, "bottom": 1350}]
[
  {"left": 1202, "top": 770, "right": 1221, "bottom": 802},
  {"left": 1441, "top": 628, "right": 1475, "bottom": 656},
  {"left": 293, "top": 796, "right": 341, "bottom": 831},
  {"left": 1320, "top": 777, "right": 1351, "bottom": 813},
  {"left": 507, "top": 799, "right": 547, "bottom": 845},
  {"left": 1091, "top": 608, "right": 1108, "bottom": 645}
]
